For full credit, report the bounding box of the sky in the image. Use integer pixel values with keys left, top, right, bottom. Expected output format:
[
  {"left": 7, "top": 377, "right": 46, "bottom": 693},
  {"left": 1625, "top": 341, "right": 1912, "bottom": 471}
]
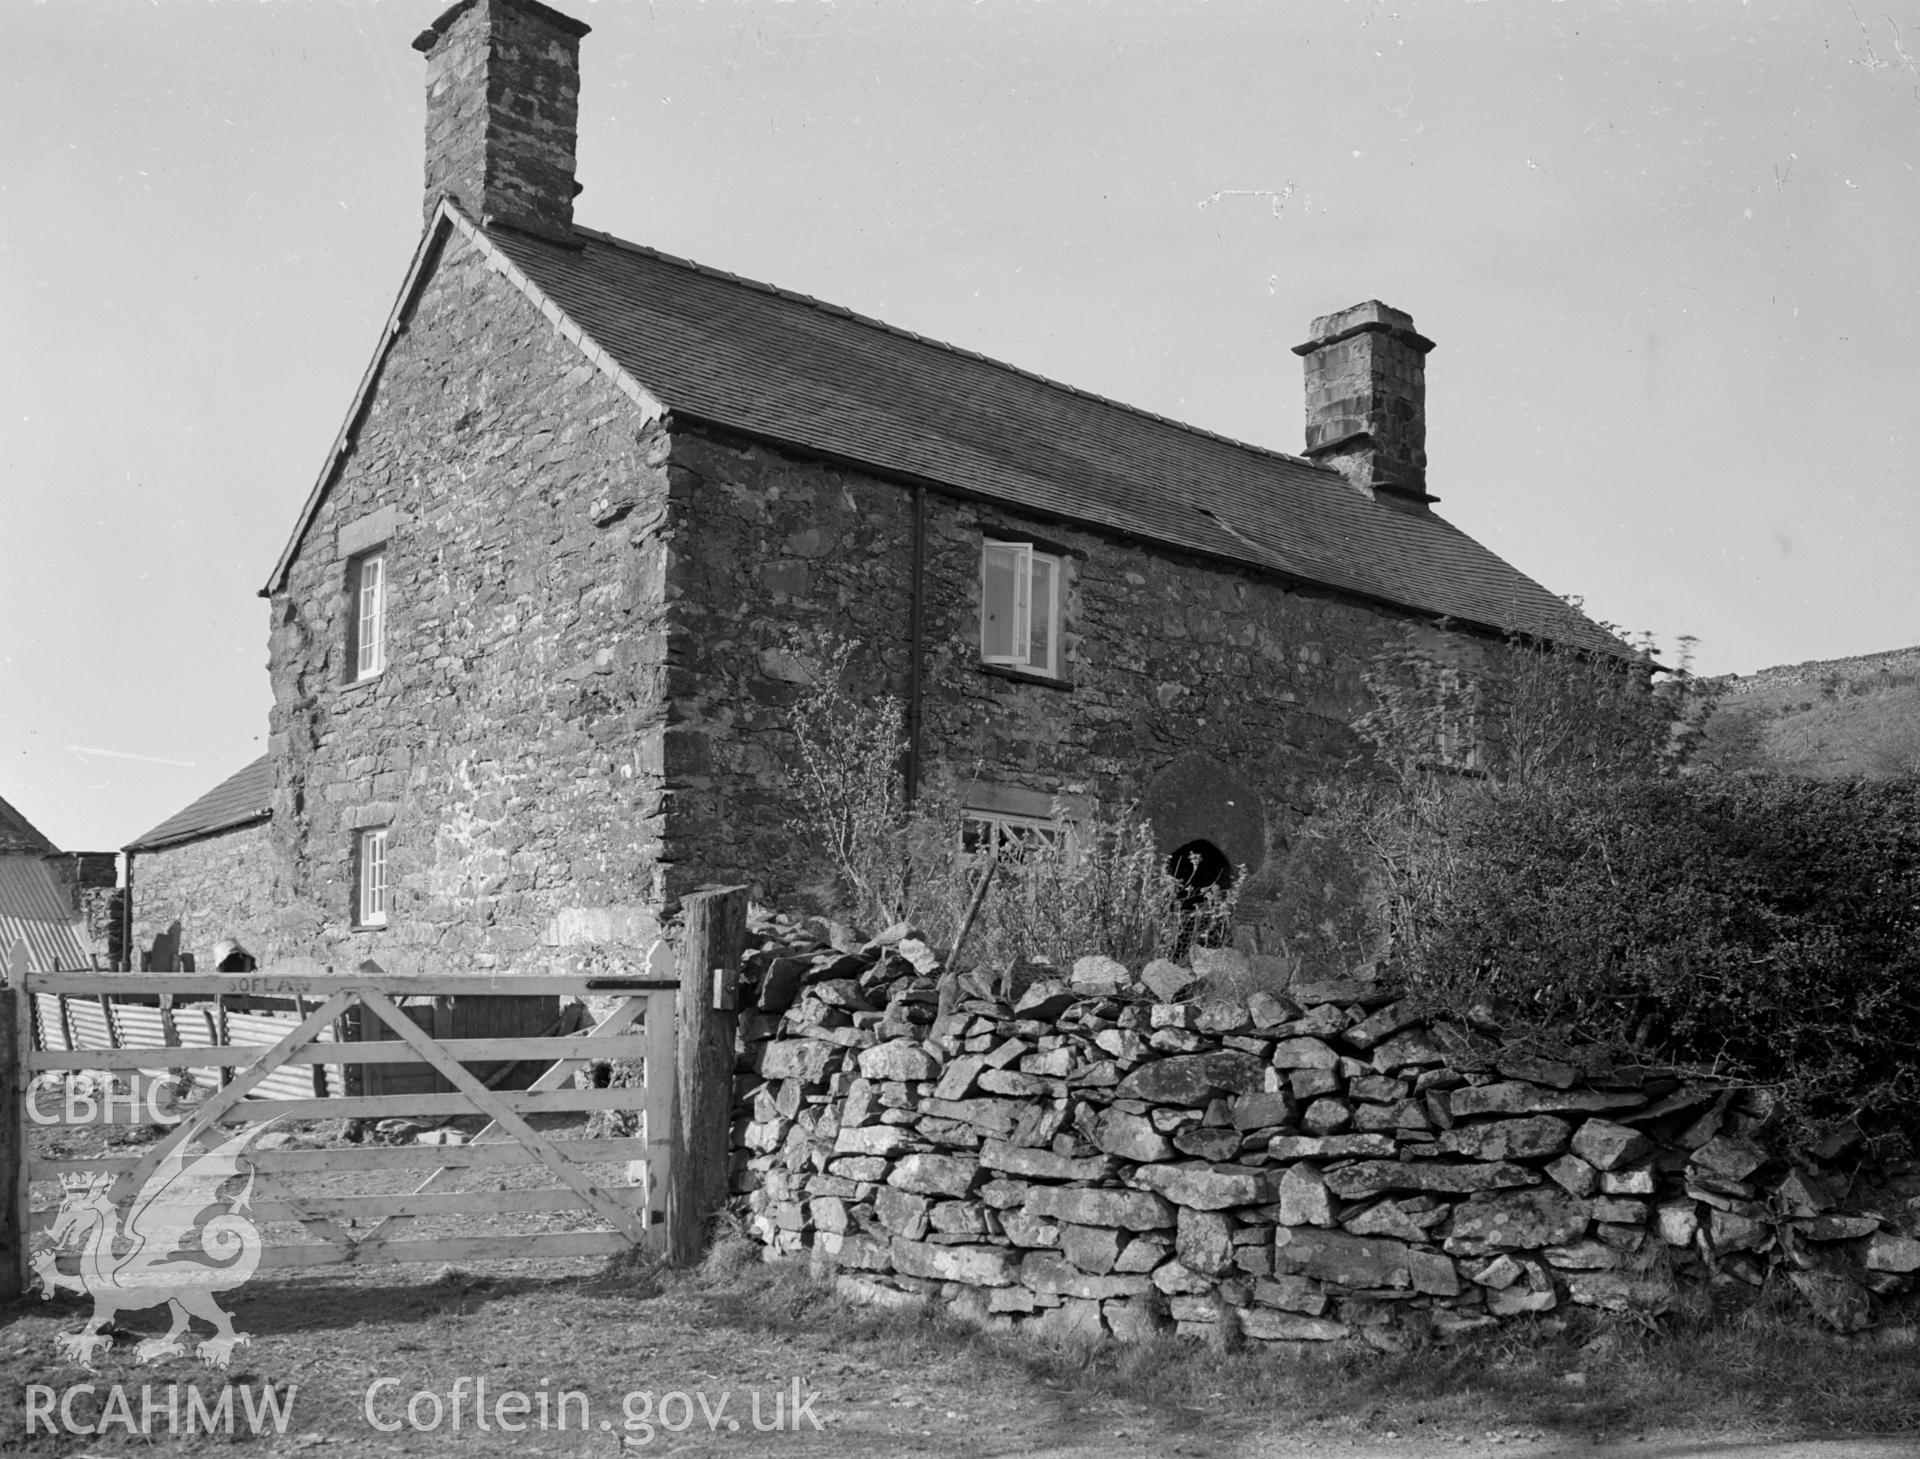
[{"left": 3, "top": 0, "right": 1916, "bottom": 853}]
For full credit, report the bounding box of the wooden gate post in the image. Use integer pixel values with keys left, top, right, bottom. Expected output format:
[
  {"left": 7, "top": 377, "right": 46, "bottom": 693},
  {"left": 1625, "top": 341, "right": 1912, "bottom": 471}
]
[
  {"left": 2, "top": 941, "right": 29, "bottom": 1297},
  {"left": 670, "top": 887, "right": 747, "bottom": 1265}
]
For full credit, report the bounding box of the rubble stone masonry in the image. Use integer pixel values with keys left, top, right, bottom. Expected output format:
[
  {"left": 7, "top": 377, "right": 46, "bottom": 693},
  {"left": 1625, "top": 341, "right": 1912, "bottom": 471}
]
[
  {"left": 130, "top": 824, "right": 275, "bottom": 971},
  {"left": 663, "top": 424, "right": 1465, "bottom": 962},
  {"left": 268, "top": 229, "right": 672, "bottom": 976}
]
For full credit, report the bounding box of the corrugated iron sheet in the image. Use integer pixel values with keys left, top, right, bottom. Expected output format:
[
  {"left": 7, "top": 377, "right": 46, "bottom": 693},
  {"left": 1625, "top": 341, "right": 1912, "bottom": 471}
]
[{"left": 0, "top": 855, "right": 96, "bottom": 974}]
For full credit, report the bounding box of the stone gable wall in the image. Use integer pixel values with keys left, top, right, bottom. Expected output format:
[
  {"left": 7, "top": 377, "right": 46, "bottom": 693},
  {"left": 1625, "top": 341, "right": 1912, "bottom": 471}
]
[
  {"left": 730, "top": 913, "right": 1920, "bottom": 1345},
  {"left": 267, "top": 229, "right": 673, "bottom": 976},
  {"left": 130, "top": 823, "right": 274, "bottom": 970},
  {"left": 664, "top": 426, "right": 1500, "bottom": 965}
]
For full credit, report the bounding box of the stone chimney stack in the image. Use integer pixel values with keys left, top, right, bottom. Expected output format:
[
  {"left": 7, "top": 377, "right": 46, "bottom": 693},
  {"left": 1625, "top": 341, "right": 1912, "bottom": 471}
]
[
  {"left": 1292, "top": 301, "right": 1436, "bottom": 511},
  {"left": 413, "top": 0, "right": 591, "bottom": 242}
]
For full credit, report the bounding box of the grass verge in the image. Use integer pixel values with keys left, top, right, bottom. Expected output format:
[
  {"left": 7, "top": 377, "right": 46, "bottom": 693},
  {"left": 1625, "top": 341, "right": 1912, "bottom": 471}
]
[{"left": 698, "top": 1252, "right": 1920, "bottom": 1447}]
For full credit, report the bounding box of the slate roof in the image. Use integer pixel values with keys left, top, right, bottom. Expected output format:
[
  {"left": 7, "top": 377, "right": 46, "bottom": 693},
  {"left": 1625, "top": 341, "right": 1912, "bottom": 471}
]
[
  {"left": 125, "top": 755, "right": 273, "bottom": 853},
  {"left": 0, "top": 793, "right": 57, "bottom": 856},
  {"left": 479, "top": 223, "right": 1623, "bottom": 657},
  {"left": 0, "top": 858, "right": 96, "bottom": 974}
]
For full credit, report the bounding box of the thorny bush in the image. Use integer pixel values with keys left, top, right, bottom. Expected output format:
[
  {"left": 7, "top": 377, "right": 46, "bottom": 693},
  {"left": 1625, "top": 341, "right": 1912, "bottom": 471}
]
[
  {"left": 1394, "top": 773, "right": 1920, "bottom": 1150},
  {"left": 1297, "top": 618, "right": 1920, "bottom": 1150}
]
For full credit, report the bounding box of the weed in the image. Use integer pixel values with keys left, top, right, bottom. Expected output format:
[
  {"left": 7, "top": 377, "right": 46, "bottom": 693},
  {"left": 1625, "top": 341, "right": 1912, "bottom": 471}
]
[{"left": 781, "top": 633, "right": 1238, "bottom": 968}]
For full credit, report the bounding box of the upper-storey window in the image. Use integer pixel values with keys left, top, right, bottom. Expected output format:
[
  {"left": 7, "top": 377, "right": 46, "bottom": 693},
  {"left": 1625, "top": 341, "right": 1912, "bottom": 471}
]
[
  {"left": 1430, "top": 667, "right": 1484, "bottom": 773},
  {"left": 349, "top": 550, "right": 386, "bottom": 680},
  {"left": 980, "top": 540, "right": 1061, "bottom": 678}
]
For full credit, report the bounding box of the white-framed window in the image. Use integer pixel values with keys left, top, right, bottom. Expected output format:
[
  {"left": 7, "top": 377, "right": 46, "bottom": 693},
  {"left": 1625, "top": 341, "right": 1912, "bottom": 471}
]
[
  {"left": 356, "top": 827, "right": 389, "bottom": 928},
  {"left": 349, "top": 550, "right": 386, "bottom": 680},
  {"left": 981, "top": 540, "right": 1062, "bottom": 678},
  {"left": 961, "top": 809, "right": 1065, "bottom": 862}
]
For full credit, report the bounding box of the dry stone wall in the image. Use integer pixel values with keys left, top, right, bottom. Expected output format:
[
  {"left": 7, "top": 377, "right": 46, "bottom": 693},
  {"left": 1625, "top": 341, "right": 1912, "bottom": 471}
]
[{"left": 731, "top": 911, "right": 1920, "bottom": 1346}]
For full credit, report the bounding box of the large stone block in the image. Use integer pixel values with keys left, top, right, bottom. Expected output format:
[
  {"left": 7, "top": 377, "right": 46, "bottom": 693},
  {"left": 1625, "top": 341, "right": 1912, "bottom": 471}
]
[
  {"left": 859, "top": 1040, "right": 941, "bottom": 1081},
  {"left": 1270, "top": 1037, "right": 1340, "bottom": 1070},
  {"left": 1323, "top": 1160, "right": 1537, "bottom": 1199},
  {"left": 1071, "top": 955, "right": 1132, "bottom": 994},
  {"left": 1689, "top": 1136, "right": 1765, "bottom": 1184},
  {"left": 1133, "top": 1162, "right": 1274, "bottom": 1210},
  {"left": 888, "top": 1153, "right": 980, "bottom": 1197},
  {"left": 1444, "top": 1190, "right": 1589, "bottom": 1256},
  {"left": 1115, "top": 1050, "right": 1268, "bottom": 1105},
  {"left": 1866, "top": 1233, "right": 1920, "bottom": 1273},
  {"left": 1437, "top": 1115, "right": 1572, "bottom": 1163},
  {"left": 1023, "top": 1185, "right": 1175, "bottom": 1231},
  {"left": 1060, "top": 1223, "right": 1124, "bottom": 1276},
  {"left": 890, "top": 1237, "right": 1018, "bottom": 1287},
  {"left": 760, "top": 1039, "right": 837, "bottom": 1082},
  {"left": 1449, "top": 1083, "right": 1645, "bottom": 1118},
  {"left": 876, "top": 1186, "right": 931, "bottom": 1240},
  {"left": 1276, "top": 1163, "right": 1336, "bottom": 1228},
  {"left": 932, "top": 1054, "right": 990, "bottom": 1100},
  {"left": 979, "top": 1138, "right": 1112, "bottom": 1183},
  {"left": 834, "top": 1124, "right": 915, "bottom": 1158},
  {"left": 1408, "top": 1249, "right": 1460, "bottom": 1296},
  {"left": 1089, "top": 1108, "right": 1174, "bottom": 1162},
  {"left": 1020, "top": 1252, "right": 1153, "bottom": 1300},
  {"left": 1569, "top": 1118, "right": 1656, "bottom": 1172},
  {"left": 1342, "top": 1000, "right": 1421, "bottom": 1052},
  {"left": 1176, "top": 1208, "right": 1237, "bottom": 1277},
  {"left": 1272, "top": 1226, "right": 1412, "bottom": 1289},
  {"left": 1267, "top": 1133, "right": 1395, "bottom": 1161},
  {"left": 999, "top": 1209, "right": 1060, "bottom": 1248}
]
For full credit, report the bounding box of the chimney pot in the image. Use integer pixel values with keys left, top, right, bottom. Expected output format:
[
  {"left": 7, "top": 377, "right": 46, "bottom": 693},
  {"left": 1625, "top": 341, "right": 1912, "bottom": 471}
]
[
  {"left": 1292, "top": 300, "right": 1436, "bottom": 510},
  {"left": 415, "top": 0, "right": 591, "bottom": 242}
]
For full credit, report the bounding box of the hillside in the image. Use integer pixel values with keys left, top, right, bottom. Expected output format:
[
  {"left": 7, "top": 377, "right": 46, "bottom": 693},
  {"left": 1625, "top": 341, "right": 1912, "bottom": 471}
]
[{"left": 1698, "top": 644, "right": 1920, "bottom": 779}]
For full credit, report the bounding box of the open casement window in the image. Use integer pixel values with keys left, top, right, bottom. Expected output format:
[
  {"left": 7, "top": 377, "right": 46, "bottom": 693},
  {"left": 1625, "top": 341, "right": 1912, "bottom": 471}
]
[
  {"left": 356, "top": 827, "right": 389, "bottom": 928},
  {"left": 349, "top": 550, "right": 386, "bottom": 680},
  {"left": 980, "top": 541, "right": 1062, "bottom": 677}
]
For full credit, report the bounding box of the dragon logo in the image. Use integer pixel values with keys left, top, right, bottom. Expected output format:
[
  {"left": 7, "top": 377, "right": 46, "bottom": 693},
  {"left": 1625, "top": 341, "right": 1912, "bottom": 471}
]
[{"left": 33, "top": 1119, "right": 276, "bottom": 1371}]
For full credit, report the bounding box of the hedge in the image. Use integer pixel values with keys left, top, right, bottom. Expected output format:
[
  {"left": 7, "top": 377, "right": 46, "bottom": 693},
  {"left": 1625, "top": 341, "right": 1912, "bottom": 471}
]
[{"left": 1389, "top": 773, "right": 1920, "bottom": 1149}]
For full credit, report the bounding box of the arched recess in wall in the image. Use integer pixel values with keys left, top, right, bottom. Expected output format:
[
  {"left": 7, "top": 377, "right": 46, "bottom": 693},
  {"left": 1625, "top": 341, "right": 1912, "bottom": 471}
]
[{"left": 1137, "top": 752, "right": 1267, "bottom": 889}]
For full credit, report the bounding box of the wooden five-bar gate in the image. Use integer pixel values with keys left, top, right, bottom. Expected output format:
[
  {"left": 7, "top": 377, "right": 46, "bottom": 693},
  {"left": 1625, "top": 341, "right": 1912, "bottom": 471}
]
[{"left": 0, "top": 886, "right": 747, "bottom": 1294}]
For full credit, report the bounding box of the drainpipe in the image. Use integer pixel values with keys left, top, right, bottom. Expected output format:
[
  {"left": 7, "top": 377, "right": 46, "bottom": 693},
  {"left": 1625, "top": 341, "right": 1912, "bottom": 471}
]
[
  {"left": 904, "top": 485, "right": 927, "bottom": 804},
  {"left": 121, "top": 850, "right": 135, "bottom": 972}
]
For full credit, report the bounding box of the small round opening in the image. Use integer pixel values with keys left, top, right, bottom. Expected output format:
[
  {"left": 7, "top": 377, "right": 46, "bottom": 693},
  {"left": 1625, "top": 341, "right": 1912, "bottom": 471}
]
[
  {"left": 1167, "top": 839, "right": 1233, "bottom": 954},
  {"left": 1168, "top": 840, "right": 1233, "bottom": 906}
]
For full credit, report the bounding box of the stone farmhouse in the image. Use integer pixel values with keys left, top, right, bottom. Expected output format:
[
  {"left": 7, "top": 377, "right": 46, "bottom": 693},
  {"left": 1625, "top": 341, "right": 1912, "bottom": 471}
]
[{"left": 257, "top": 0, "right": 1619, "bottom": 982}]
